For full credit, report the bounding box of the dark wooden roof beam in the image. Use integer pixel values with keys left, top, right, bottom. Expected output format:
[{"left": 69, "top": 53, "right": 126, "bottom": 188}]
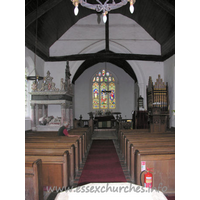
[
  {"left": 48, "top": 52, "right": 164, "bottom": 62},
  {"left": 161, "top": 31, "right": 175, "bottom": 56},
  {"left": 25, "top": 0, "right": 64, "bottom": 28},
  {"left": 153, "top": 0, "right": 175, "bottom": 17},
  {"left": 25, "top": 29, "right": 49, "bottom": 59}
]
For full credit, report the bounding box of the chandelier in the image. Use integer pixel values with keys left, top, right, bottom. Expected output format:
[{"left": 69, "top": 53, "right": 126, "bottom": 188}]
[{"left": 71, "top": 0, "right": 136, "bottom": 23}]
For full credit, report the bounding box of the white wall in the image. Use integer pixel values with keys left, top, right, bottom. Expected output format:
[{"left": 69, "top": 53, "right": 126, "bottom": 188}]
[
  {"left": 164, "top": 55, "right": 175, "bottom": 128},
  {"left": 74, "top": 62, "right": 135, "bottom": 119},
  {"left": 25, "top": 47, "right": 45, "bottom": 131}
]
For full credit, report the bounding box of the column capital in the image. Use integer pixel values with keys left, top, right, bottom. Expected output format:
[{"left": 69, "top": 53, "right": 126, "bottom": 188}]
[
  {"left": 61, "top": 103, "right": 67, "bottom": 109},
  {"left": 30, "top": 103, "right": 35, "bottom": 109}
]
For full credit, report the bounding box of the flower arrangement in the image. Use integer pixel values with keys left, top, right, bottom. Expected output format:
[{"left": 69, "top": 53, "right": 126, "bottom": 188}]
[{"left": 96, "top": 110, "right": 103, "bottom": 116}]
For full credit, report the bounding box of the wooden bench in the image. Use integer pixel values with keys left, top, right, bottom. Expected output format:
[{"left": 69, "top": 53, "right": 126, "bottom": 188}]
[
  {"left": 130, "top": 146, "right": 175, "bottom": 182},
  {"left": 68, "top": 130, "right": 89, "bottom": 155},
  {"left": 25, "top": 149, "right": 70, "bottom": 188},
  {"left": 135, "top": 151, "right": 175, "bottom": 195},
  {"left": 118, "top": 130, "right": 175, "bottom": 195},
  {"left": 25, "top": 136, "right": 83, "bottom": 165},
  {"left": 26, "top": 127, "right": 92, "bottom": 155},
  {"left": 120, "top": 132, "right": 174, "bottom": 155},
  {"left": 118, "top": 129, "right": 174, "bottom": 153},
  {"left": 25, "top": 142, "right": 77, "bottom": 176},
  {"left": 122, "top": 133, "right": 175, "bottom": 163},
  {"left": 25, "top": 158, "right": 43, "bottom": 200},
  {"left": 125, "top": 140, "right": 175, "bottom": 171},
  {"left": 126, "top": 138, "right": 175, "bottom": 171}
]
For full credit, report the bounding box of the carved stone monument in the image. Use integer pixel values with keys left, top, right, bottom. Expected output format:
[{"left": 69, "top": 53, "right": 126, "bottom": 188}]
[{"left": 29, "top": 63, "right": 73, "bottom": 131}]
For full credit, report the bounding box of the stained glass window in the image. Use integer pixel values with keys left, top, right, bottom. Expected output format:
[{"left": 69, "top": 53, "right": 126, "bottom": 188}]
[
  {"left": 92, "top": 69, "right": 116, "bottom": 110},
  {"left": 100, "top": 83, "right": 108, "bottom": 109},
  {"left": 92, "top": 82, "right": 99, "bottom": 109},
  {"left": 109, "top": 82, "right": 116, "bottom": 109}
]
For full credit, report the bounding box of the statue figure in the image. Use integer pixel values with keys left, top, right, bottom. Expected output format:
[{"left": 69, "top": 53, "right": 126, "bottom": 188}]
[
  {"left": 38, "top": 82, "right": 45, "bottom": 91},
  {"left": 51, "top": 82, "right": 59, "bottom": 91},
  {"left": 31, "top": 81, "right": 37, "bottom": 91},
  {"left": 44, "top": 71, "right": 54, "bottom": 91},
  {"left": 60, "top": 78, "right": 65, "bottom": 91}
]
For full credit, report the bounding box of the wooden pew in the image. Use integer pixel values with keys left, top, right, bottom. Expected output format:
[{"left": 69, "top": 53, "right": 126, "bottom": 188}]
[
  {"left": 25, "top": 142, "right": 79, "bottom": 174},
  {"left": 126, "top": 138, "right": 175, "bottom": 171},
  {"left": 25, "top": 149, "right": 70, "bottom": 188},
  {"left": 122, "top": 134, "right": 175, "bottom": 163},
  {"left": 25, "top": 137, "right": 82, "bottom": 166},
  {"left": 69, "top": 127, "right": 92, "bottom": 150},
  {"left": 125, "top": 140, "right": 174, "bottom": 171},
  {"left": 25, "top": 128, "right": 92, "bottom": 195},
  {"left": 121, "top": 132, "right": 174, "bottom": 154},
  {"left": 118, "top": 129, "right": 149, "bottom": 146},
  {"left": 26, "top": 131, "right": 86, "bottom": 157},
  {"left": 118, "top": 129, "right": 174, "bottom": 154},
  {"left": 26, "top": 127, "right": 91, "bottom": 155},
  {"left": 135, "top": 151, "right": 175, "bottom": 195},
  {"left": 119, "top": 130, "right": 175, "bottom": 195},
  {"left": 25, "top": 158, "right": 43, "bottom": 200},
  {"left": 130, "top": 146, "right": 175, "bottom": 182},
  {"left": 68, "top": 130, "right": 88, "bottom": 156}
]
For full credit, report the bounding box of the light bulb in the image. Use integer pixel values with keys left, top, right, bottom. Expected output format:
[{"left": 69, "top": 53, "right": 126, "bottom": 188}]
[
  {"left": 103, "top": 13, "right": 107, "bottom": 23},
  {"left": 74, "top": 6, "right": 79, "bottom": 16},
  {"left": 129, "top": 5, "right": 134, "bottom": 14}
]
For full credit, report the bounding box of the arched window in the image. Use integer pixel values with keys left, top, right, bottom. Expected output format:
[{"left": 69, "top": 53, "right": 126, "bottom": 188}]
[{"left": 92, "top": 69, "right": 116, "bottom": 110}]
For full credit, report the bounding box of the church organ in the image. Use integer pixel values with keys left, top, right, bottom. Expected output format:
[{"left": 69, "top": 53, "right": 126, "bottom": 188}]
[{"left": 147, "top": 75, "right": 169, "bottom": 133}]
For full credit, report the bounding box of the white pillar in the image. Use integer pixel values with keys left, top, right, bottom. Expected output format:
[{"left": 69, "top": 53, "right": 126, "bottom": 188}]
[
  {"left": 61, "top": 103, "right": 67, "bottom": 125},
  {"left": 38, "top": 104, "right": 43, "bottom": 121},
  {"left": 31, "top": 103, "right": 36, "bottom": 131},
  {"left": 69, "top": 103, "right": 73, "bottom": 129},
  {"left": 44, "top": 104, "right": 48, "bottom": 117}
]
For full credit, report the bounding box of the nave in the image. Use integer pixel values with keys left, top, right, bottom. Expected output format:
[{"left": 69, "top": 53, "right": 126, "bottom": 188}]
[{"left": 25, "top": 128, "right": 175, "bottom": 200}]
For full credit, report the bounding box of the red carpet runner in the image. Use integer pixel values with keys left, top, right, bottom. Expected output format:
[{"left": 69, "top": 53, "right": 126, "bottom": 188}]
[{"left": 78, "top": 140, "right": 127, "bottom": 186}]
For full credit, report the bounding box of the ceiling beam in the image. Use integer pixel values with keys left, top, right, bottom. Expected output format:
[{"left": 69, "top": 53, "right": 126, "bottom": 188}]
[
  {"left": 153, "top": 0, "right": 175, "bottom": 17},
  {"left": 105, "top": 13, "right": 109, "bottom": 51},
  {"left": 25, "top": 0, "right": 64, "bottom": 28},
  {"left": 161, "top": 31, "right": 175, "bottom": 56},
  {"left": 47, "top": 51, "right": 166, "bottom": 62},
  {"left": 25, "top": 29, "right": 49, "bottom": 60}
]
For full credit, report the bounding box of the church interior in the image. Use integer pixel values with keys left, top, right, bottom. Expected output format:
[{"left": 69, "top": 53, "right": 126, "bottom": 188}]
[{"left": 24, "top": 0, "right": 179, "bottom": 199}]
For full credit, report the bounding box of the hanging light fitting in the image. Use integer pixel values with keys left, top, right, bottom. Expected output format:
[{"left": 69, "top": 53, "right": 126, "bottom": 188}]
[
  {"left": 71, "top": 0, "right": 136, "bottom": 23},
  {"left": 26, "top": 0, "right": 43, "bottom": 83}
]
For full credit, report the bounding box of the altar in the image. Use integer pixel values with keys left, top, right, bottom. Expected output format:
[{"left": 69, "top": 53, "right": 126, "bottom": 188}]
[{"left": 94, "top": 115, "right": 115, "bottom": 128}]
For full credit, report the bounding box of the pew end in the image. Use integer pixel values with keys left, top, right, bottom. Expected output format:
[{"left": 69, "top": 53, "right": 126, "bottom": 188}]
[{"left": 25, "top": 158, "right": 43, "bottom": 200}]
